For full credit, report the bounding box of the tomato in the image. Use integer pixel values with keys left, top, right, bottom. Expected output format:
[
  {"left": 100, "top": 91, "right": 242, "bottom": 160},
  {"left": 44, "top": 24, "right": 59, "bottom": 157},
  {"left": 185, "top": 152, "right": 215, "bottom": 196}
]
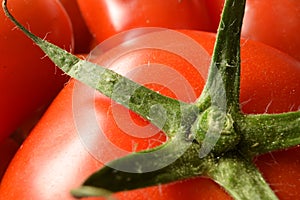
[
  {"left": 0, "top": 30, "right": 299, "bottom": 200},
  {"left": 59, "top": 0, "right": 93, "bottom": 53},
  {"left": 241, "top": 0, "right": 300, "bottom": 60},
  {"left": 205, "top": 0, "right": 225, "bottom": 31},
  {"left": 76, "top": 0, "right": 217, "bottom": 43},
  {"left": 0, "top": 0, "right": 74, "bottom": 142}
]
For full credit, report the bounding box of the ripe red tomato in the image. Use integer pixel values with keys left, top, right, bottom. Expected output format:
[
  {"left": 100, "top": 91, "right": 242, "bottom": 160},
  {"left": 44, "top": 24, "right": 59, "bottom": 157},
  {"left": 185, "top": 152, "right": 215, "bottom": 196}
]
[
  {"left": 59, "top": 0, "right": 93, "bottom": 53},
  {"left": 0, "top": 0, "right": 74, "bottom": 142},
  {"left": 242, "top": 0, "right": 300, "bottom": 60},
  {"left": 76, "top": 0, "right": 216, "bottom": 43},
  {"left": 0, "top": 30, "right": 299, "bottom": 200},
  {"left": 205, "top": 0, "right": 224, "bottom": 31}
]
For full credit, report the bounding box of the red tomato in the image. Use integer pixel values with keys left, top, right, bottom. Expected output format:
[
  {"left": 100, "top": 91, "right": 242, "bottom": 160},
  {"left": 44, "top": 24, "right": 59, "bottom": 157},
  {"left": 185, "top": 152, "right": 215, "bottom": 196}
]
[
  {"left": 59, "top": 0, "right": 93, "bottom": 53},
  {"left": 76, "top": 0, "right": 215, "bottom": 43},
  {"left": 205, "top": 0, "right": 224, "bottom": 31},
  {"left": 0, "top": 0, "right": 74, "bottom": 142},
  {"left": 242, "top": 0, "right": 300, "bottom": 60},
  {"left": 0, "top": 30, "right": 299, "bottom": 200}
]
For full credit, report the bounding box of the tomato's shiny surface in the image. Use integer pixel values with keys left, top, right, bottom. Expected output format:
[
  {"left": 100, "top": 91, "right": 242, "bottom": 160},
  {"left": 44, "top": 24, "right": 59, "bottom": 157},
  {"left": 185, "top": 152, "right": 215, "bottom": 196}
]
[
  {"left": 242, "top": 0, "right": 300, "bottom": 60},
  {"left": 76, "top": 0, "right": 216, "bottom": 43},
  {"left": 59, "top": 0, "right": 92, "bottom": 53},
  {"left": 0, "top": 0, "right": 74, "bottom": 142},
  {"left": 205, "top": 0, "right": 224, "bottom": 31},
  {"left": 0, "top": 30, "right": 299, "bottom": 200}
]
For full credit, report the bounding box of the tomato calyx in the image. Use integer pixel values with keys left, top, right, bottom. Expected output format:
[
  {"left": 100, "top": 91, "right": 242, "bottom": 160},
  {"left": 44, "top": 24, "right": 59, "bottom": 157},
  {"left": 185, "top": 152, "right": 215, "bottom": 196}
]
[
  {"left": 191, "top": 107, "right": 239, "bottom": 156},
  {"left": 2, "top": 0, "right": 300, "bottom": 199}
]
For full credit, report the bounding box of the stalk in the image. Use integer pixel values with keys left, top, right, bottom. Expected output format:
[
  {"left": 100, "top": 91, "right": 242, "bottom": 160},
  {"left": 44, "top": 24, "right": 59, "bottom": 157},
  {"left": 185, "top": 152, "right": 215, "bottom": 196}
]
[
  {"left": 196, "top": 0, "right": 245, "bottom": 114},
  {"left": 1, "top": 0, "right": 189, "bottom": 138}
]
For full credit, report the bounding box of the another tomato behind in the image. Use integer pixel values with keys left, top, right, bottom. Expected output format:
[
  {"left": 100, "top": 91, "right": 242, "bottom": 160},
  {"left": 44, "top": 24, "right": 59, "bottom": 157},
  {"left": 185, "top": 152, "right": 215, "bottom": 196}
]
[
  {"left": 205, "top": 0, "right": 225, "bottom": 31},
  {"left": 59, "top": 0, "right": 93, "bottom": 53},
  {"left": 242, "top": 0, "right": 300, "bottom": 60},
  {"left": 0, "top": 30, "right": 299, "bottom": 200},
  {"left": 76, "top": 0, "right": 215, "bottom": 43},
  {"left": 0, "top": 0, "right": 74, "bottom": 142}
]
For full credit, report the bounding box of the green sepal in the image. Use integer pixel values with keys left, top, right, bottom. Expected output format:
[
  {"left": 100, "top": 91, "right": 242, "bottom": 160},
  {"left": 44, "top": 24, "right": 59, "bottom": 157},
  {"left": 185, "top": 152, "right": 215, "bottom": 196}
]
[
  {"left": 238, "top": 111, "right": 300, "bottom": 156},
  {"left": 1, "top": 0, "right": 189, "bottom": 138},
  {"left": 71, "top": 139, "right": 214, "bottom": 198},
  {"left": 209, "top": 152, "right": 279, "bottom": 200},
  {"left": 196, "top": 0, "right": 246, "bottom": 113}
]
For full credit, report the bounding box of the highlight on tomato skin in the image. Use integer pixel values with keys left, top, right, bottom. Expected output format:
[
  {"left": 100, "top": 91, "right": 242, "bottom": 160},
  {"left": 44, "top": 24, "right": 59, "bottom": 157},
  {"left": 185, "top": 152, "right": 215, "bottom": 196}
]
[
  {"left": 0, "top": 28, "right": 299, "bottom": 200},
  {"left": 0, "top": 0, "right": 74, "bottom": 142},
  {"left": 76, "top": 0, "right": 217, "bottom": 43}
]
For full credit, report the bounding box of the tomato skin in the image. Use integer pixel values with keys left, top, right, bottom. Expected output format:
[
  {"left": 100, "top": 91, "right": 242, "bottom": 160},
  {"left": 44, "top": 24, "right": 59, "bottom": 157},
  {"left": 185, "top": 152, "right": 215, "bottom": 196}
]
[
  {"left": 0, "top": 30, "right": 299, "bottom": 200},
  {"left": 242, "top": 0, "right": 300, "bottom": 60},
  {"left": 254, "top": 147, "right": 300, "bottom": 199},
  {"left": 59, "top": 0, "right": 93, "bottom": 53},
  {"left": 0, "top": 0, "right": 74, "bottom": 142},
  {"left": 205, "top": 0, "right": 224, "bottom": 31},
  {"left": 76, "top": 0, "right": 214, "bottom": 43},
  {"left": 79, "top": 0, "right": 300, "bottom": 60}
]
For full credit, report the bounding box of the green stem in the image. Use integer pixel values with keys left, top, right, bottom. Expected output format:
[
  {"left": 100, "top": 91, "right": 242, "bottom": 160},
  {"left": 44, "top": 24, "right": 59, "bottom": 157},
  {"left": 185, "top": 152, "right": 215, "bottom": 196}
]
[
  {"left": 197, "top": 0, "right": 246, "bottom": 113},
  {"left": 208, "top": 152, "right": 279, "bottom": 200},
  {"left": 71, "top": 141, "right": 214, "bottom": 198},
  {"left": 238, "top": 111, "right": 300, "bottom": 157},
  {"left": 1, "top": 0, "right": 191, "bottom": 138},
  {"left": 72, "top": 147, "right": 280, "bottom": 200}
]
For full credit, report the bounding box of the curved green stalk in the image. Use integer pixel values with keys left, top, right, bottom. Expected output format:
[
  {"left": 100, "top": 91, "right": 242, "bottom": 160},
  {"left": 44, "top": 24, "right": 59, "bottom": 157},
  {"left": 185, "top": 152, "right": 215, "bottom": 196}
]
[{"left": 1, "top": 0, "right": 191, "bottom": 138}]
